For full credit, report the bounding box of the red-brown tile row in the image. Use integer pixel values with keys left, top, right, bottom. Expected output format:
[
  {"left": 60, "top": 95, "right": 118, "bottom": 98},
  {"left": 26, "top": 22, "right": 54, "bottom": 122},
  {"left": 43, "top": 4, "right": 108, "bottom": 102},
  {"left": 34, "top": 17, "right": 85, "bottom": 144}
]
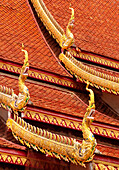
[
  {"left": 0, "top": 138, "right": 26, "bottom": 150},
  {"left": 43, "top": 0, "right": 119, "bottom": 60},
  {"left": 0, "top": 74, "right": 119, "bottom": 126},
  {"left": 0, "top": 0, "right": 70, "bottom": 77},
  {"left": 97, "top": 144, "right": 119, "bottom": 158}
]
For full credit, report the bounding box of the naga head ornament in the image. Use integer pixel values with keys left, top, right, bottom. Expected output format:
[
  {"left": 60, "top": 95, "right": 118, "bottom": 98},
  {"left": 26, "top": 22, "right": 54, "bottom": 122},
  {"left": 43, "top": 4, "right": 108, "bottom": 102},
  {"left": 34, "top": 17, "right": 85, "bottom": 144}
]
[{"left": 10, "top": 45, "right": 30, "bottom": 113}]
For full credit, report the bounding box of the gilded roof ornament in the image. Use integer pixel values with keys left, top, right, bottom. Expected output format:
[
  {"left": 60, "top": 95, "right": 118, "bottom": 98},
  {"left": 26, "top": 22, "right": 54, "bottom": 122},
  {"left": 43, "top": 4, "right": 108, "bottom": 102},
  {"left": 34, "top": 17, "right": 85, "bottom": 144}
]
[
  {"left": 60, "top": 6, "right": 75, "bottom": 50},
  {"left": 7, "top": 82, "right": 97, "bottom": 167},
  {"left": 0, "top": 45, "right": 30, "bottom": 113}
]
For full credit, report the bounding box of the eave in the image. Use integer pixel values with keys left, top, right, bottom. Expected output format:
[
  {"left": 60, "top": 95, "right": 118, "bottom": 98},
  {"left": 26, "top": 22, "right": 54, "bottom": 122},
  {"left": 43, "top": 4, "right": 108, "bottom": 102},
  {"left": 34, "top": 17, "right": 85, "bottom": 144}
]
[
  {"left": 0, "top": 59, "right": 80, "bottom": 90},
  {"left": 6, "top": 116, "right": 119, "bottom": 161},
  {"left": 29, "top": 0, "right": 119, "bottom": 95},
  {"left": 23, "top": 106, "right": 119, "bottom": 140},
  {"left": 0, "top": 147, "right": 118, "bottom": 169}
]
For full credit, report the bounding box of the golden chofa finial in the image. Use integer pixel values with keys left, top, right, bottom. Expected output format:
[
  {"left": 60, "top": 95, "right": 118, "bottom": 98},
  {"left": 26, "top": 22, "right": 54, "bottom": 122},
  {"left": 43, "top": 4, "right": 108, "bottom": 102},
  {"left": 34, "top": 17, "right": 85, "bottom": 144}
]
[{"left": 60, "top": 6, "right": 75, "bottom": 50}]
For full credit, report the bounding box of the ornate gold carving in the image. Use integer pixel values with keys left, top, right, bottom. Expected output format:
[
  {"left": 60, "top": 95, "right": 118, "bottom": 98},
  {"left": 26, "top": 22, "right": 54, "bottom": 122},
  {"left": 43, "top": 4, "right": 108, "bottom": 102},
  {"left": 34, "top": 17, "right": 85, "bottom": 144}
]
[
  {"left": 7, "top": 83, "right": 97, "bottom": 167},
  {"left": 59, "top": 52, "right": 119, "bottom": 94},
  {"left": 94, "top": 160, "right": 119, "bottom": 170},
  {"left": 0, "top": 152, "right": 27, "bottom": 165},
  {"left": 24, "top": 109, "right": 119, "bottom": 139},
  {"left": 31, "top": 0, "right": 64, "bottom": 44},
  {"left": 60, "top": 7, "right": 74, "bottom": 50},
  {"left": 0, "top": 46, "right": 30, "bottom": 113},
  {"left": 31, "top": 0, "right": 119, "bottom": 94}
]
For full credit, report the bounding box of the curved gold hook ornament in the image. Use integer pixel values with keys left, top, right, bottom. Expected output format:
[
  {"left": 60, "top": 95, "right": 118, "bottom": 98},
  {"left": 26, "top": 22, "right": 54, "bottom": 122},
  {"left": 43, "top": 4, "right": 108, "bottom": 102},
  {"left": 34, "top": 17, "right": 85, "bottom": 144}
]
[
  {"left": 7, "top": 81, "right": 97, "bottom": 167},
  {"left": 60, "top": 6, "right": 75, "bottom": 50},
  {"left": 75, "top": 81, "right": 97, "bottom": 166},
  {"left": 10, "top": 44, "right": 30, "bottom": 113}
]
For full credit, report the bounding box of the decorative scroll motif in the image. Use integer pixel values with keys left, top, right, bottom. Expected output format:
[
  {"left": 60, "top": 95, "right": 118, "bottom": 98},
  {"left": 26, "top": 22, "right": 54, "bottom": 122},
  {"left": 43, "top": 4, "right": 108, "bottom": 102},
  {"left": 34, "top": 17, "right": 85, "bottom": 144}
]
[
  {"left": 60, "top": 7, "right": 74, "bottom": 50},
  {"left": 7, "top": 83, "right": 96, "bottom": 167},
  {"left": 0, "top": 46, "right": 30, "bottom": 113},
  {"left": 30, "top": 0, "right": 64, "bottom": 44}
]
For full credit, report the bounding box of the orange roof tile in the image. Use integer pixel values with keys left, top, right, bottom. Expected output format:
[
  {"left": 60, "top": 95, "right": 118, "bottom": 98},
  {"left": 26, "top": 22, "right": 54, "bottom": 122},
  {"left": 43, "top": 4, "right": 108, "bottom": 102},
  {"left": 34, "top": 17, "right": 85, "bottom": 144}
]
[
  {"left": 0, "top": 138, "right": 26, "bottom": 150},
  {"left": 0, "top": 74, "right": 119, "bottom": 126},
  {"left": 97, "top": 144, "right": 119, "bottom": 158},
  {"left": 43, "top": 0, "right": 119, "bottom": 60},
  {"left": 0, "top": 0, "right": 71, "bottom": 77}
]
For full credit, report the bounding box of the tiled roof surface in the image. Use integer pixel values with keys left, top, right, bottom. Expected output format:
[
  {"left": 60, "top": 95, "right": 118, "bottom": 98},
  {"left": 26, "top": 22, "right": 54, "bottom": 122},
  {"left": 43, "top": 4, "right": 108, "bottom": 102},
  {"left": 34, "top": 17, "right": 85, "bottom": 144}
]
[
  {"left": 0, "top": 138, "right": 26, "bottom": 150},
  {"left": 97, "top": 144, "right": 119, "bottom": 158},
  {"left": 1, "top": 74, "right": 119, "bottom": 126},
  {"left": 43, "top": 0, "right": 119, "bottom": 60},
  {"left": 0, "top": 0, "right": 70, "bottom": 77}
]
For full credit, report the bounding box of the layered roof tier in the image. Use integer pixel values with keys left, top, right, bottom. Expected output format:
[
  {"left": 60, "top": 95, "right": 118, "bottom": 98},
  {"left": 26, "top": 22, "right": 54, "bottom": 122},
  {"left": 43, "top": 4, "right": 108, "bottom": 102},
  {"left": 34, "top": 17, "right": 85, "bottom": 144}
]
[{"left": 0, "top": 0, "right": 119, "bottom": 168}]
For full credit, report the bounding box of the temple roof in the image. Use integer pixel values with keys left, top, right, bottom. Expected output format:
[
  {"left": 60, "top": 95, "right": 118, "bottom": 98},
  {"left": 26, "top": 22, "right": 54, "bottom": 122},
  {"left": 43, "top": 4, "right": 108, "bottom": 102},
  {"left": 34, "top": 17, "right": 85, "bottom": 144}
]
[
  {"left": 0, "top": 0, "right": 119, "bottom": 167},
  {"left": 1, "top": 74, "right": 119, "bottom": 127},
  {"left": 43, "top": 0, "right": 119, "bottom": 60},
  {"left": 0, "top": 0, "right": 71, "bottom": 77}
]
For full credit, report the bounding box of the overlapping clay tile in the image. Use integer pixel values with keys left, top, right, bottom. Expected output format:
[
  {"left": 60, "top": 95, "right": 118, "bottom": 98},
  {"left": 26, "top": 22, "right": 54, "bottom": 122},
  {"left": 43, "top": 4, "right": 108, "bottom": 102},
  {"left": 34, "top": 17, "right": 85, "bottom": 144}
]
[
  {"left": 0, "top": 0, "right": 70, "bottom": 77},
  {"left": 97, "top": 144, "right": 119, "bottom": 158}
]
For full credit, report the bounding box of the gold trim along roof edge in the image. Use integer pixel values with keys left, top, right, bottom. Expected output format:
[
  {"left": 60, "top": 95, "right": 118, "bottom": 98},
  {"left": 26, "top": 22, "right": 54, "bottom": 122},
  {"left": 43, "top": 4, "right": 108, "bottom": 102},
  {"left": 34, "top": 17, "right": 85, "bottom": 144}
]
[
  {"left": 23, "top": 108, "right": 119, "bottom": 140},
  {"left": 59, "top": 52, "right": 119, "bottom": 94},
  {"left": 7, "top": 86, "right": 97, "bottom": 168},
  {"left": 6, "top": 116, "right": 89, "bottom": 166},
  {"left": 29, "top": 0, "right": 119, "bottom": 72},
  {"left": 0, "top": 151, "right": 118, "bottom": 169},
  {"left": 94, "top": 160, "right": 119, "bottom": 169},
  {"left": 70, "top": 48, "right": 119, "bottom": 70},
  {"left": 0, "top": 60, "right": 79, "bottom": 89},
  {"left": 30, "top": 0, "right": 64, "bottom": 44},
  {"left": 0, "top": 151, "right": 27, "bottom": 166}
]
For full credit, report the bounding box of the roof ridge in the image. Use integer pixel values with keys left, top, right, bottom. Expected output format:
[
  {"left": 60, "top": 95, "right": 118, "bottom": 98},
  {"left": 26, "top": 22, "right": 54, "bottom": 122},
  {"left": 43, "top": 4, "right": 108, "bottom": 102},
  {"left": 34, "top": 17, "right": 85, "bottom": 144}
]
[
  {"left": 29, "top": 0, "right": 64, "bottom": 44},
  {"left": 26, "top": 0, "right": 71, "bottom": 77}
]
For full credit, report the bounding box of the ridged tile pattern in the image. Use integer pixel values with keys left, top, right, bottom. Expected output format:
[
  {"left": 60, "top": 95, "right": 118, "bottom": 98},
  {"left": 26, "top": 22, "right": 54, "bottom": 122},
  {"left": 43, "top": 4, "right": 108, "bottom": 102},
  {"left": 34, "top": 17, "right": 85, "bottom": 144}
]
[{"left": 0, "top": 0, "right": 70, "bottom": 77}]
